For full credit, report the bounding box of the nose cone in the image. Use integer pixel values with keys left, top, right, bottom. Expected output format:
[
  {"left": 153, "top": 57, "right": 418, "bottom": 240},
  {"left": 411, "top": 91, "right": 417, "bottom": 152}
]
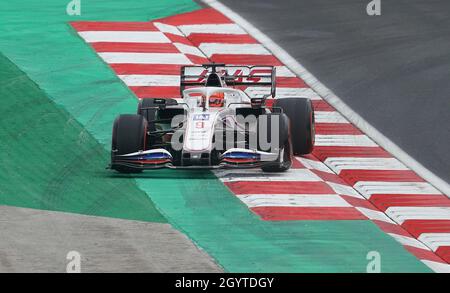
[{"left": 183, "top": 111, "right": 216, "bottom": 152}]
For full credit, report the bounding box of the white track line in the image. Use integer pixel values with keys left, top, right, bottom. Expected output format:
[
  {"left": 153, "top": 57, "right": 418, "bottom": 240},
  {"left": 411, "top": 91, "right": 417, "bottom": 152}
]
[
  {"left": 178, "top": 23, "right": 246, "bottom": 35},
  {"left": 275, "top": 66, "right": 296, "bottom": 77},
  {"left": 78, "top": 31, "right": 170, "bottom": 43},
  {"left": 214, "top": 168, "right": 322, "bottom": 182},
  {"left": 421, "top": 260, "right": 450, "bottom": 273},
  {"left": 237, "top": 194, "right": 351, "bottom": 208},
  {"left": 202, "top": 0, "right": 450, "bottom": 197},
  {"left": 199, "top": 43, "right": 271, "bottom": 56},
  {"left": 314, "top": 111, "right": 349, "bottom": 123},
  {"left": 326, "top": 182, "right": 365, "bottom": 199},
  {"left": 325, "top": 157, "right": 409, "bottom": 173},
  {"left": 355, "top": 181, "right": 442, "bottom": 198},
  {"left": 118, "top": 75, "right": 180, "bottom": 86},
  {"left": 98, "top": 52, "right": 192, "bottom": 64},
  {"left": 245, "top": 87, "right": 322, "bottom": 99},
  {"left": 418, "top": 233, "right": 450, "bottom": 251},
  {"left": 387, "top": 233, "right": 429, "bottom": 250},
  {"left": 154, "top": 22, "right": 184, "bottom": 36},
  {"left": 385, "top": 207, "right": 450, "bottom": 224},
  {"left": 295, "top": 157, "right": 334, "bottom": 173},
  {"left": 174, "top": 43, "right": 205, "bottom": 57},
  {"left": 315, "top": 135, "right": 378, "bottom": 147},
  {"left": 355, "top": 207, "right": 395, "bottom": 223}
]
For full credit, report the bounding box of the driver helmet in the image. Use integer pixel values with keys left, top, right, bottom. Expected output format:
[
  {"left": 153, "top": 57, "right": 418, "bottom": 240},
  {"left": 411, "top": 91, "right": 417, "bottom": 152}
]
[{"left": 209, "top": 92, "right": 225, "bottom": 107}]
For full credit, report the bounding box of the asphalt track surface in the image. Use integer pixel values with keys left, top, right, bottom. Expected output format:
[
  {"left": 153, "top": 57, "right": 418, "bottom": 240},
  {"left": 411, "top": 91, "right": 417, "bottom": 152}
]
[
  {"left": 219, "top": 0, "right": 450, "bottom": 184},
  {"left": 0, "top": 206, "right": 220, "bottom": 272}
]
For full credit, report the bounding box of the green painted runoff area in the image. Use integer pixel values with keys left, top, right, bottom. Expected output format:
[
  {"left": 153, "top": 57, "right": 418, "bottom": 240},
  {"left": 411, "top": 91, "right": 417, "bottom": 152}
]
[{"left": 0, "top": 53, "right": 165, "bottom": 222}]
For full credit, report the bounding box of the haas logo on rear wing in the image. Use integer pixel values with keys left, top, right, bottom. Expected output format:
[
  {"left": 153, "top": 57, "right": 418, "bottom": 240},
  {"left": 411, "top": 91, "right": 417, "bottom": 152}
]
[{"left": 180, "top": 64, "right": 276, "bottom": 98}]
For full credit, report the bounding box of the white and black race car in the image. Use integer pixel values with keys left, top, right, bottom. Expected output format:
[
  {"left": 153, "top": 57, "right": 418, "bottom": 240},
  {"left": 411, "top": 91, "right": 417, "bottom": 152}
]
[{"left": 110, "top": 63, "right": 314, "bottom": 173}]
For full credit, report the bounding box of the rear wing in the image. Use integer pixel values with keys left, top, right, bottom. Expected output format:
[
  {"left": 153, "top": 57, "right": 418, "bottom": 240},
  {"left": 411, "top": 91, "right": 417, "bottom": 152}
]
[{"left": 180, "top": 63, "right": 276, "bottom": 97}]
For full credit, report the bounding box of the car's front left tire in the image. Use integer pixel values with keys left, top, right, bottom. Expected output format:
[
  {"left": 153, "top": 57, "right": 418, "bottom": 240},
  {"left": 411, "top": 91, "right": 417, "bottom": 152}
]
[{"left": 111, "top": 114, "right": 147, "bottom": 173}]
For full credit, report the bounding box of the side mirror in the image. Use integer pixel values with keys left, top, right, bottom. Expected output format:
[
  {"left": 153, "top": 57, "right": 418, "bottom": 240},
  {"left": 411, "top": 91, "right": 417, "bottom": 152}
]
[
  {"left": 153, "top": 98, "right": 178, "bottom": 109},
  {"left": 153, "top": 98, "right": 166, "bottom": 105},
  {"left": 250, "top": 98, "right": 265, "bottom": 109}
]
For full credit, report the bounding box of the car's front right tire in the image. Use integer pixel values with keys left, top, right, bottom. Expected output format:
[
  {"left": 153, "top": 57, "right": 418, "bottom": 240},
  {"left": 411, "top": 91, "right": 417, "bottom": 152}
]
[
  {"left": 260, "top": 112, "right": 292, "bottom": 172},
  {"left": 273, "top": 97, "right": 315, "bottom": 155}
]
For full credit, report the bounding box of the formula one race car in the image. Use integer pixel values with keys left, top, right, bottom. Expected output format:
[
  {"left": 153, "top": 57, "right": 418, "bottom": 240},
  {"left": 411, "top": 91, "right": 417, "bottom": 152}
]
[{"left": 110, "top": 63, "right": 314, "bottom": 173}]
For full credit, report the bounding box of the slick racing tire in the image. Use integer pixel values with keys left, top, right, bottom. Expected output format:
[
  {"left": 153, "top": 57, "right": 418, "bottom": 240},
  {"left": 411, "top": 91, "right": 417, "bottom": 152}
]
[
  {"left": 273, "top": 98, "right": 315, "bottom": 155},
  {"left": 111, "top": 114, "right": 147, "bottom": 173},
  {"left": 260, "top": 113, "right": 292, "bottom": 172}
]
